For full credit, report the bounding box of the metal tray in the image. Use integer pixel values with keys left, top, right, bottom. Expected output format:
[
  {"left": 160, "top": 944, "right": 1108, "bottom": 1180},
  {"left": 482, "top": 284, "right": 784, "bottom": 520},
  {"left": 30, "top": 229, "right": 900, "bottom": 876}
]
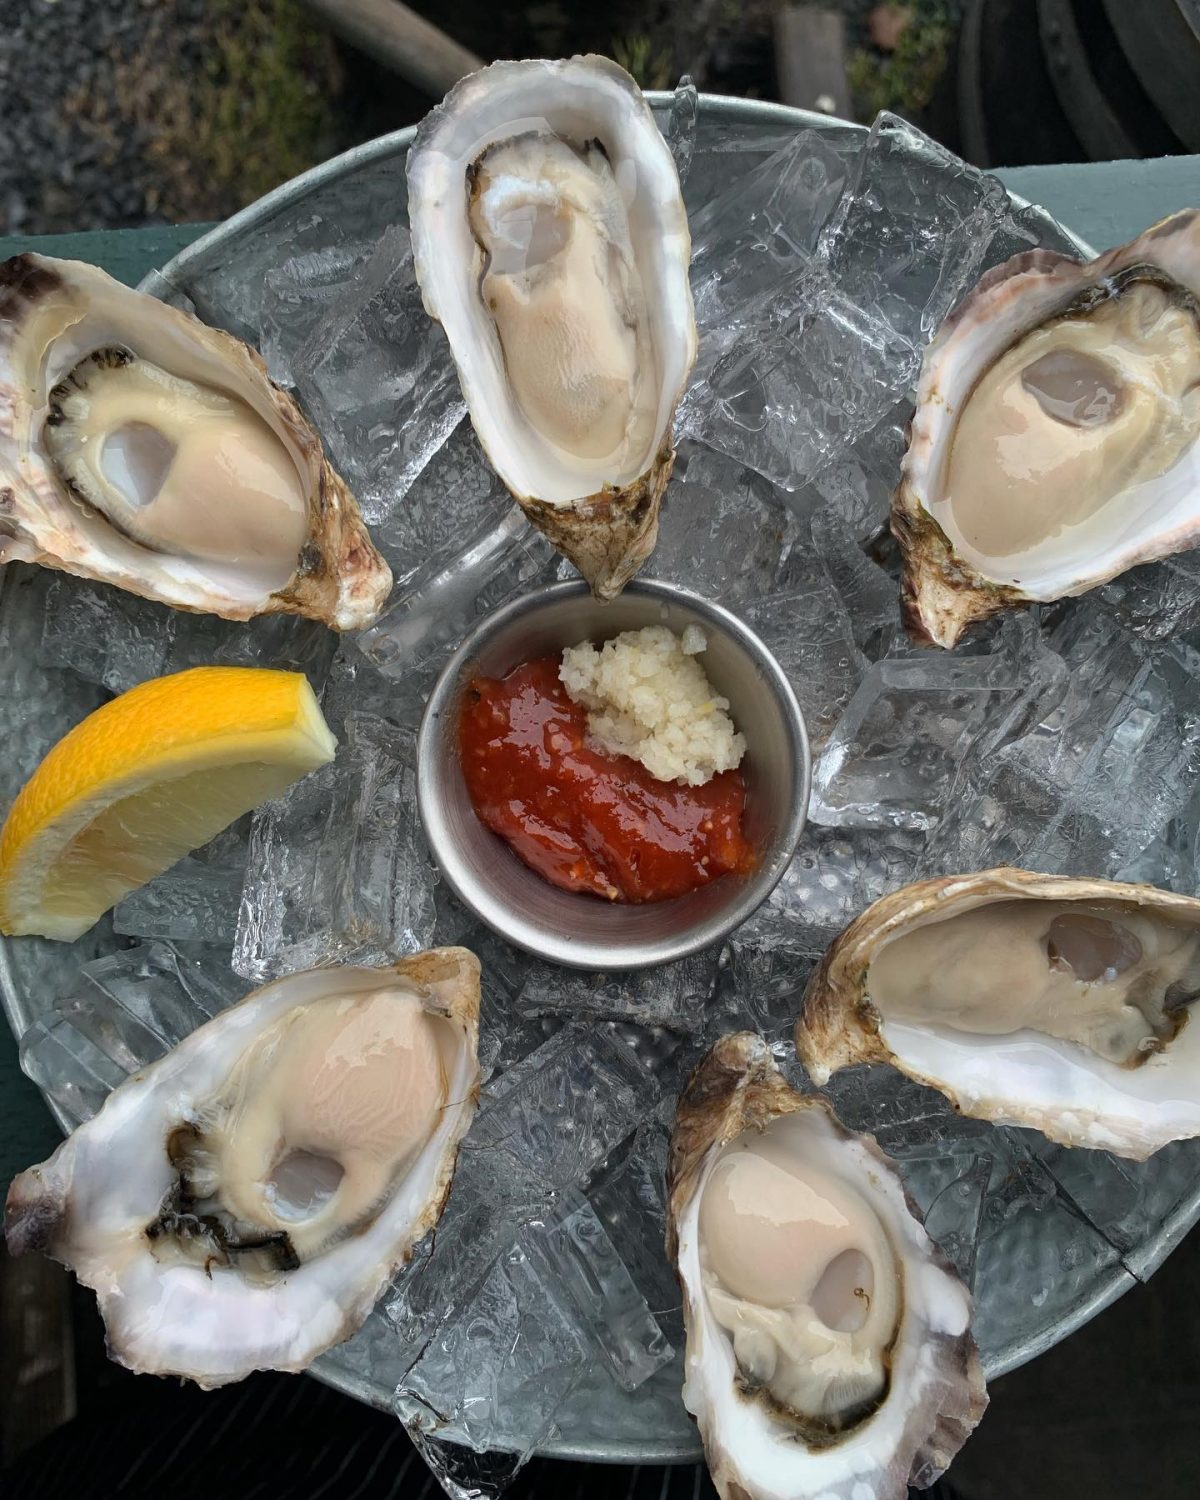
[{"left": 5, "top": 92, "right": 1200, "bottom": 1466}]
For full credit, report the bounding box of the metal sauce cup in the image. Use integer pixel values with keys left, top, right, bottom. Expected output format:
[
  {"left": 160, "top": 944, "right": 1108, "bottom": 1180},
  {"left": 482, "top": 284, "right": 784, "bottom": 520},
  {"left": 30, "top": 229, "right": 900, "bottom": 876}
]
[{"left": 418, "top": 579, "right": 811, "bottom": 969}]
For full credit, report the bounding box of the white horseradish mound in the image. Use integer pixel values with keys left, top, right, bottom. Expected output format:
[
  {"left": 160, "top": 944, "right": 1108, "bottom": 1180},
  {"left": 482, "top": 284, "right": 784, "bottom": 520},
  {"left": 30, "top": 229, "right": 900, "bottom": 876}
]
[{"left": 559, "top": 625, "right": 746, "bottom": 787}]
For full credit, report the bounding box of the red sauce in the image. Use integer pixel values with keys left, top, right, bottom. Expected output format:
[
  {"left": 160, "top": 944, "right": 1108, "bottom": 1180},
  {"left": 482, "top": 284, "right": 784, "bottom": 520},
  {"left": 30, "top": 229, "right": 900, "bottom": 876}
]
[{"left": 458, "top": 657, "right": 755, "bottom": 903}]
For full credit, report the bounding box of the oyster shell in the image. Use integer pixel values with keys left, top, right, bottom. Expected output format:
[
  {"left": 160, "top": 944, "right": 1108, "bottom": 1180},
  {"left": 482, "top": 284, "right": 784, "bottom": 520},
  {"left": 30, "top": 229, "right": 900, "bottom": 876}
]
[
  {"left": 5, "top": 950, "right": 480, "bottom": 1385},
  {"left": 407, "top": 56, "right": 696, "bottom": 599},
  {"left": 0, "top": 254, "right": 392, "bottom": 629},
  {"left": 895, "top": 210, "right": 1200, "bottom": 647},
  {"left": 797, "top": 868, "right": 1200, "bottom": 1159},
  {"left": 668, "top": 1033, "right": 985, "bottom": 1500}
]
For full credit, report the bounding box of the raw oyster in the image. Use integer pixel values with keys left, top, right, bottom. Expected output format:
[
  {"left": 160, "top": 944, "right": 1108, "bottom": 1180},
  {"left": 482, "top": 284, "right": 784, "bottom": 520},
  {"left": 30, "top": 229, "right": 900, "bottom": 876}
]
[
  {"left": 668, "top": 1033, "right": 985, "bottom": 1500},
  {"left": 894, "top": 210, "right": 1200, "bottom": 647},
  {"left": 5, "top": 951, "right": 480, "bottom": 1385},
  {"left": 407, "top": 55, "right": 696, "bottom": 599},
  {"left": 797, "top": 868, "right": 1200, "bottom": 1159},
  {"left": 0, "top": 254, "right": 392, "bottom": 629}
]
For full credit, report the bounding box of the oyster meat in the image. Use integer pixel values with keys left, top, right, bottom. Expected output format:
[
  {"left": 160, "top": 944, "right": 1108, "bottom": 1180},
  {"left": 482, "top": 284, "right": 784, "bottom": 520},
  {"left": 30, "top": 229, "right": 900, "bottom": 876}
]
[
  {"left": 798, "top": 868, "right": 1200, "bottom": 1158},
  {"left": 669, "top": 1033, "right": 985, "bottom": 1500},
  {"left": 4, "top": 951, "right": 480, "bottom": 1384},
  {"left": 407, "top": 55, "right": 696, "bottom": 599},
  {"left": 895, "top": 210, "right": 1200, "bottom": 647},
  {"left": 0, "top": 254, "right": 392, "bottom": 629}
]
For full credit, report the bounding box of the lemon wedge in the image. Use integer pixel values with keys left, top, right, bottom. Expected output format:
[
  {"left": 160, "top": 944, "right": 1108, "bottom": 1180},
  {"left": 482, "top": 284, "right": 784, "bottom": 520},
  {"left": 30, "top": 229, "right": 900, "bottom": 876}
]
[{"left": 0, "top": 667, "right": 336, "bottom": 942}]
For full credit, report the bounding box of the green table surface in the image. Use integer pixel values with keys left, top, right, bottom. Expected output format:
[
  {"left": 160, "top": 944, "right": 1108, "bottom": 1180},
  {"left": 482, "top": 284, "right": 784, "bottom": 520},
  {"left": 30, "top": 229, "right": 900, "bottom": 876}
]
[{"left": 2, "top": 153, "right": 1199, "bottom": 1188}]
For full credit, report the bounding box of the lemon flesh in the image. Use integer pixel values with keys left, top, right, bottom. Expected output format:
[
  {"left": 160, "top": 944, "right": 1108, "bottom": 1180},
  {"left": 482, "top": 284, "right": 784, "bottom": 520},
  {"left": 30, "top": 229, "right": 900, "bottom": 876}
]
[{"left": 0, "top": 667, "right": 336, "bottom": 942}]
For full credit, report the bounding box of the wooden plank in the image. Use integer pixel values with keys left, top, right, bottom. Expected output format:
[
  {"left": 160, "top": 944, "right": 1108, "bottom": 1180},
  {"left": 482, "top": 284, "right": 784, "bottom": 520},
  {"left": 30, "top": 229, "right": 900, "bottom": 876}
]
[
  {"left": 995, "top": 155, "right": 1200, "bottom": 249},
  {"left": 774, "top": 6, "right": 851, "bottom": 117},
  {"left": 0, "top": 224, "right": 214, "bottom": 287},
  {"left": 299, "top": 0, "right": 482, "bottom": 98},
  {"left": 0, "top": 1246, "right": 75, "bottom": 1461}
]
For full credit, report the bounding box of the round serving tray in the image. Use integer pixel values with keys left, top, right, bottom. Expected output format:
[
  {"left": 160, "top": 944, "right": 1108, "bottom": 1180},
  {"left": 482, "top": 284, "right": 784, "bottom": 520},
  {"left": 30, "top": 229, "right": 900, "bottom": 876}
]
[{"left": 5, "top": 92, "right": 1200, "bottom": 1467}]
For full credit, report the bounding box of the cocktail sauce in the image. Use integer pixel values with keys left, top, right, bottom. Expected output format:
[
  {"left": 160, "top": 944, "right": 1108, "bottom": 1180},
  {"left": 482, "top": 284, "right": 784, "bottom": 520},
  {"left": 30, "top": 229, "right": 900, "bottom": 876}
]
[{"left": 458, "top": 658, "right": 754, "bottom": 903}]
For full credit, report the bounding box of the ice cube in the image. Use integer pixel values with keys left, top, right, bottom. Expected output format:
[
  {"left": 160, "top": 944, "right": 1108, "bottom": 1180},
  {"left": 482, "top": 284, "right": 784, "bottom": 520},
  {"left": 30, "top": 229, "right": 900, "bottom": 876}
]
[
  {"left": 720, "top": 826, "right": 925, "bottom": 1044},
  {"left": 366, "top": 419, "right": 514, "bottom": 586},
  {"left": 1101, "top": 554, "right": 1200, "bottom": 641},
  {"left": 650, "top": 445, "right": 803, "bottom": 605},
  {"left": 812, "top": 622, "right": 1063, "bottom": 831},
  {"left": 470, "top": 1025, "right": 661, "bottom": 1190},
  {"left": 715, "top": 915, "right": 821, "bottom": 1042},
  {"left": 356, "top": 511, "right": 561, "bottom": 685},
  {"left": 290, "top": 225, "right": 465, "bottom": 525},
  {"left": 19, "top": 1010, "right": 129, "bottom": 1129},
  {"left": 529, "top": 1191, "right": 673, "bottom": 1391},
  {"left": 112, "top": 857, "right": 244, "bottom": 945},
  {"left": 258, "top": 242, "right": 371, "bottom": 387},
  {"left": 923, "top": 610, "right": 1200, "bottom": 875},
  {"left": 115, "top": 823, "right": 250, "bottom": 957},
  {"left": 39, "top": 574, "right": 173, "bottom": 694},
  {"left": 678, "top": 114, "right": 1009, "bottom": 493},
  {"left": 315, "top": 1303, "right": 422, "bottom": 1405},
  {"left": 74, "top": 940, "right": 238, "bottom": 1046},
  {"left": 318, "top": 641, "right": 421, "bottom": 732},
  {"left": 890, "top": 1129, "right": 1061, "bottom": 1309},
  {"left": 38, "top": 567, "right": 336, "bottom": 700},
  {"left": 680, "top": 114, "right": 855, "bottom": 222},
  {"left": 516, "top": 951, "right": 719, "bottom": 1032},
  {"left": 1014, "top": 1133, "right": 1200, "bottom": 1279},
  {"left": 384, "top": 1148, "right": 551, "bottom": 1360},
  {"left": 1120, "top": 776, "right": 1200, "bottom": 892},
  {"left": 809, "top": 507, "right": 899, "bottom": 656},
  {"left": 738, "top": 573, "right": 865, "bottom": 752},
  {"left": 1066, "top": 640, "right": 1200, "bottom": 862},
  {"left": 773, "top": 823, "right": 927, "bottom": 939},
  {"left": 2, "top": 572, "right": 109, "bottom": 827},
  {"left": 679, "top": 263, "right": 917, "bottom": 493},
  {"left": 1019, "top": 605, "right": 1148, "bottom": 788},
  {"left": 818, "top": 112, "right": 1009, "bottom": 343},
  {"left": 177, "top": 150, "right": 410, "bottom": 340},
  {"left": 586, "top": 1124, "right": 680, "bottom": 1338},
  {"left": 394, "top": 1235, "right": 588, "bottom": 1460},
  {"left": 398, "top": 1436, "right": 526, "bottom": 1500},
  {"left": 164, "top": 610, "right": 336, "bottom": 693},
  {"left": 233, "top": 713, "right": 437, "bottom": 981},
  {"left": 918, "top": 754, "right": 1119, "bottom": 878},
  {"left": 431, "top": 891, "right": 525, "bottom": 1077},
  {"left": 20, "top": 940, "right": 241, "bottom": 1125},
  {"left": 821, "top": 1063, "right": 986, "bottom": 1156},
  {"left": 969, "top": 1139, "right": 1123, "bottom": 1362},
  {"left": 911, "top": 1153, "right": 992, "bottom": 1288},
  {"left": 491, "top": 1014, "right": 565, "bottom": 1075},
  {"left": 982, "top": 199, "right": 1083, "bottom": 271},
  {"left": 688, "top": 128, "right": 851, "bottom": 341},
  {"left": 807, "top": 400, "right": 911, "bottom": 541}
]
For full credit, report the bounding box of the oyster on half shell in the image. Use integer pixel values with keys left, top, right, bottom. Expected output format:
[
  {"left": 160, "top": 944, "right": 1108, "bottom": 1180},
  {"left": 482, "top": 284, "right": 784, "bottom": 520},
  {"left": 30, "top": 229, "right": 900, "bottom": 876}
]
[
  {"left": 895, "top": 210, "right": 1200, "bottom": 648},
  {"left": 0, "top": 255, "right": 392, "bottom": 629},
  {"left": 4, "top": 951, "right": 480, "bottom": 1385},
  {"left": 407, "top": 56, "right": 697, "bottom": 599},
  {"left": 668, "top": 1033, "right": 985, "bottom": 1500},
  {"left": 797, "top": 868, "right": 1200, "bottom": 1159}
]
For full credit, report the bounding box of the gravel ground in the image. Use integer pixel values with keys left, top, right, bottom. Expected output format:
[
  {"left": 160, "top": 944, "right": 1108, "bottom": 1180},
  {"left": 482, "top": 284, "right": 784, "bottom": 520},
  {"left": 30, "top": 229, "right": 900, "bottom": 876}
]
[
  {"left": 0, "top": 0, "right": 343, "bottom": 235},
  {"left": 2, "top": 0, "right": 195, "bottom": 233}
]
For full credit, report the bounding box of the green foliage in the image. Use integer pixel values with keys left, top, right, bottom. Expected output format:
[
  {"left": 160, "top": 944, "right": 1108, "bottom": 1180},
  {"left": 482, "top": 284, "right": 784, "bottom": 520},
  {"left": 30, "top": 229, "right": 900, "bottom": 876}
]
[
  {"left": 198, "top": 0, "right": 340, "bottom": 204},
  {"left": 610, "top": 33, "right": 675, "bottom": 91},
  {"left": 847, "top": 6, "right": 953, "bottom": 121},
  {"left": 114, "top": 0, "right": 340, "bottom": 220}
]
